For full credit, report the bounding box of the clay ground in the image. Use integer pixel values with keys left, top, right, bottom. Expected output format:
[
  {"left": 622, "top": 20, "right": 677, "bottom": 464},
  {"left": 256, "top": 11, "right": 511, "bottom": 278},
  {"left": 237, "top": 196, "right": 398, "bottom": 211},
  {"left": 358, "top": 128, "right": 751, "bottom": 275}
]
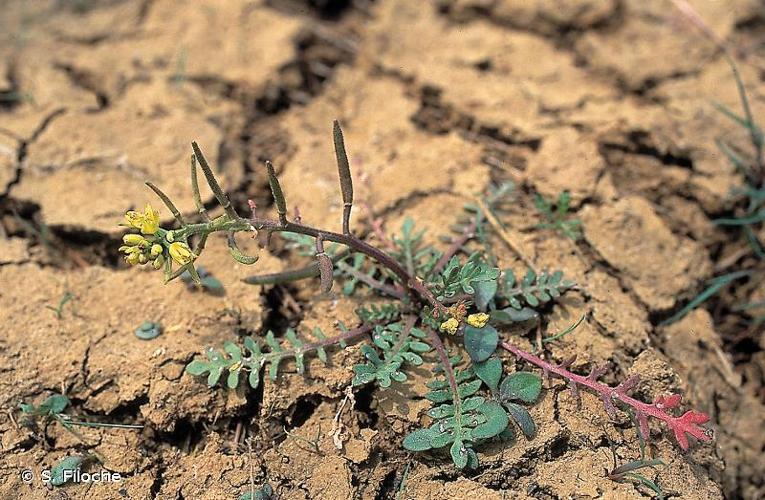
[{"left": 1, "top": 0, "right": 765, "bottom": 498}]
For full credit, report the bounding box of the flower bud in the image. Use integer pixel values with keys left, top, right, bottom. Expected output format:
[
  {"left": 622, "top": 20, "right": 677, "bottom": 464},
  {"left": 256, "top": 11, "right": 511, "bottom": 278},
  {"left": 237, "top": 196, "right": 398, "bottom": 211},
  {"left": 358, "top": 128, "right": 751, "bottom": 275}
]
[
  {"left": 123, "top": 234, "right": 145, "bottom": 246},
  {"left": 153, "top": 254, "right": 165, "bottom": 270},
  {"left": 138, "top": 254, "right": 148, "bottom": 264},
  {"left": 150, "top": 244, "right": 163, "bottom": 257},
  {"left": 126, "top": 253, "right": 140, "bottom": 265}
]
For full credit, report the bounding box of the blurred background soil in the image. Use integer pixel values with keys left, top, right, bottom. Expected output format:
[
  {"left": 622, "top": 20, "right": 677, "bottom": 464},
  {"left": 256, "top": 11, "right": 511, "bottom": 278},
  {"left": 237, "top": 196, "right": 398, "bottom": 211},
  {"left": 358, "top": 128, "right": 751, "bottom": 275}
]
[{"left": 1, "top": 1, "right": 764, "bottom": 498}]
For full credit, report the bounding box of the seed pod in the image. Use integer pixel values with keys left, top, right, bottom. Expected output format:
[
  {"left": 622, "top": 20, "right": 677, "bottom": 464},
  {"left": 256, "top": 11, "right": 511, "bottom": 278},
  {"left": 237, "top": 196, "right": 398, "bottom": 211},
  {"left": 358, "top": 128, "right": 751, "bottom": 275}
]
[
  {"left": 265, "top": 161, "right": 288, "bottom": 225},
  {"left": 333, "top": 120, "right": 353, "bottom": 234},
  {"left": 317, "top": 252, "right": 334, "bottom": 293}
]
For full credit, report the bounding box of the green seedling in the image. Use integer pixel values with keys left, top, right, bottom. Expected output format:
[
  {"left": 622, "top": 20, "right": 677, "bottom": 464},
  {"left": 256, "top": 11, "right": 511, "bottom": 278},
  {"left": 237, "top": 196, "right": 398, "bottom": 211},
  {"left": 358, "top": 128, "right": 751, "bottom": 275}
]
[
  {"left": 663, "top": 56, "right": 763, "bottom": 327},
  {"left": 19, "top": 394, "right": 143, "bottom": 442},
  {"left": 46, "top": 291, "right": 75, "bottom": 320},
  {"left": 534, "top": 191, "right": 582, "bottom": 241}
]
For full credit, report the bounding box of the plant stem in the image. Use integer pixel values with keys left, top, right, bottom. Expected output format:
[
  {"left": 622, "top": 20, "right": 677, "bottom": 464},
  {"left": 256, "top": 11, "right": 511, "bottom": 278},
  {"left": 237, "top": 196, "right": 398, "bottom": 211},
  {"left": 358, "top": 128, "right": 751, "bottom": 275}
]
[
  {"left": 426, "top": 327, "right": 465, "bottom": 443},
  {"left": 500, "top": 341, "right": 713, "bottom": 450},
  {"left": 244, "top": 250, "right": 351, "bottom": 285},
  {"left": 258, "top": 323, "right": 376, "bottom": 365},
  {"left": 251, "top": 216, "right": 448, "bottom": 314}
]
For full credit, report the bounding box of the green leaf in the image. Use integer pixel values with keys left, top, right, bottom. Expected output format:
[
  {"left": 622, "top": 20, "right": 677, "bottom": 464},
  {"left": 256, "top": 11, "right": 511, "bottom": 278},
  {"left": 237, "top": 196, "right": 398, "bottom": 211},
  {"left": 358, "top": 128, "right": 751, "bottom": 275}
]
[
  {"left": 41, "top": 394, "right": 70, "bottom": 415},
  {"left": 471, "top": 401, "right": 509, "bottom": 439},
  {"left": 473, "top": 357, "right": 502, "bottom": 392},
  {"left": 659, "top": 270, "right": 752, "bottom": 325},
  {"left": 504, "top": 402, "right": 536, "bottom": 438},
  {"left": 464, "top": 325, "right": 499, "bottom": 362},
  {"left": 403, "top": 428, "right": 434, "bottom": 451},
  {"left": 473, "top": 278, "right": 498, "bottom": 311},
  {"left": 49, "top": 456, "right": 84, "bottom": 486},
  {"left": 185, "top": 360, "right": 208, "bottom": 376},
  {"left": 450, "top": 439, "right": 469, "bottom": 469},
  {"left": 457, "top": 379, "right": 483, "bottom": 398},
  {"left": 227, "top": 369, "right": 240, "bottom": 389},
  {"left": 500, "top": 372, "right": 541, "bottom": 403},
  {"left": 490, "top": 307, "right": 539, "bottom": 324}
]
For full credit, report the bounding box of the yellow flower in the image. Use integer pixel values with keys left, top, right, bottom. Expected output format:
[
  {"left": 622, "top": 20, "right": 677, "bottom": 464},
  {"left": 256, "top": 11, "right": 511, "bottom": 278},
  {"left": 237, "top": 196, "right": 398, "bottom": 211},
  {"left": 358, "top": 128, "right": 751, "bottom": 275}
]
[
  {"left": 124, "top": 203, "right": 160, "bottom": 235},
  {"left": 439, "top": 317, "right": 460, "bottom": 335},
  {"left": 139, "top": 203, "right": 160, "bottom": 234},
  {"left": 124, "top": 210, "right": 144, "bottom": 230},
  {"left": 466, "top": 313, "right": 490, "bottom": 328},
  {"left": 168, "top": 242, "right": 195, "bottom": 265}
]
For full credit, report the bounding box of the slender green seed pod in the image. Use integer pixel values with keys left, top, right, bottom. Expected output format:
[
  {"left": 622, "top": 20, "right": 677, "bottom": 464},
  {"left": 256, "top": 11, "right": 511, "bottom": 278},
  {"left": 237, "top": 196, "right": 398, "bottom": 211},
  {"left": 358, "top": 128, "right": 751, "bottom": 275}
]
[
  {"left": 265, "top": 161, "right": 288, "bottom": 225},
  {"left": 191, "top": 142, "right": 237, "bottom": 218},
  {"left": 333, "top": 120, "right": 353, "bottom": 234}
]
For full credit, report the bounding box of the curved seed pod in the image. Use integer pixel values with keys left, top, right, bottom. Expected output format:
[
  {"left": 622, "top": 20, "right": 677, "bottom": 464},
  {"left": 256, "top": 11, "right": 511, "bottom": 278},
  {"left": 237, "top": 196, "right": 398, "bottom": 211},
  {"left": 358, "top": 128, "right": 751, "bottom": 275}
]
[
  {"left": 265, "top": 161, "right": 288, "bottom": 225},
  {"left": 317, "top": 252, "right": 334, "bottom": 293},
  {"left": 227, "top": 232, "right": 259, "bottom": 265}
]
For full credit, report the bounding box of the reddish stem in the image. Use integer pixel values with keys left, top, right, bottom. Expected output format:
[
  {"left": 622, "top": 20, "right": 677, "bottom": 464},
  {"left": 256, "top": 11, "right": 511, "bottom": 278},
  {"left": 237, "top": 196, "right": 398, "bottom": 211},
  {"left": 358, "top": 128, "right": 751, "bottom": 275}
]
[{"left": 500, "top": 341, "right": 713, "bottom": 451}]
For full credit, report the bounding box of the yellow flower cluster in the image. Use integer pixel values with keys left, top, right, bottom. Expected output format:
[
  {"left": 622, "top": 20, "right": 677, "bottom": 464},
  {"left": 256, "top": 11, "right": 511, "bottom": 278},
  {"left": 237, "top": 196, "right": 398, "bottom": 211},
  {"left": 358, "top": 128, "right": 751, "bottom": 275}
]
[
  {"left": 439, "top": 317, "right": 459, "bottom": 335},
  {"left": 119, "top": 233, "right": 166, "bottom": 268},
  {"left": 439, "top": 312, "right": 491, "bottom": 335},
  {"left": 120, "top": 203, "right": 196, "bottom": 269}
]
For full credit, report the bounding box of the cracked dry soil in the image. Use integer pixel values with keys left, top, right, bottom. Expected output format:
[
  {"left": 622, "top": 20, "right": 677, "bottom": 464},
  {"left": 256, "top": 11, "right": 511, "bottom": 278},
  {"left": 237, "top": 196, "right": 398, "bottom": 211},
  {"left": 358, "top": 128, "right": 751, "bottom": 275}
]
[{"left": 1, "top": 1, "right": 764, "bottom": 499}]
